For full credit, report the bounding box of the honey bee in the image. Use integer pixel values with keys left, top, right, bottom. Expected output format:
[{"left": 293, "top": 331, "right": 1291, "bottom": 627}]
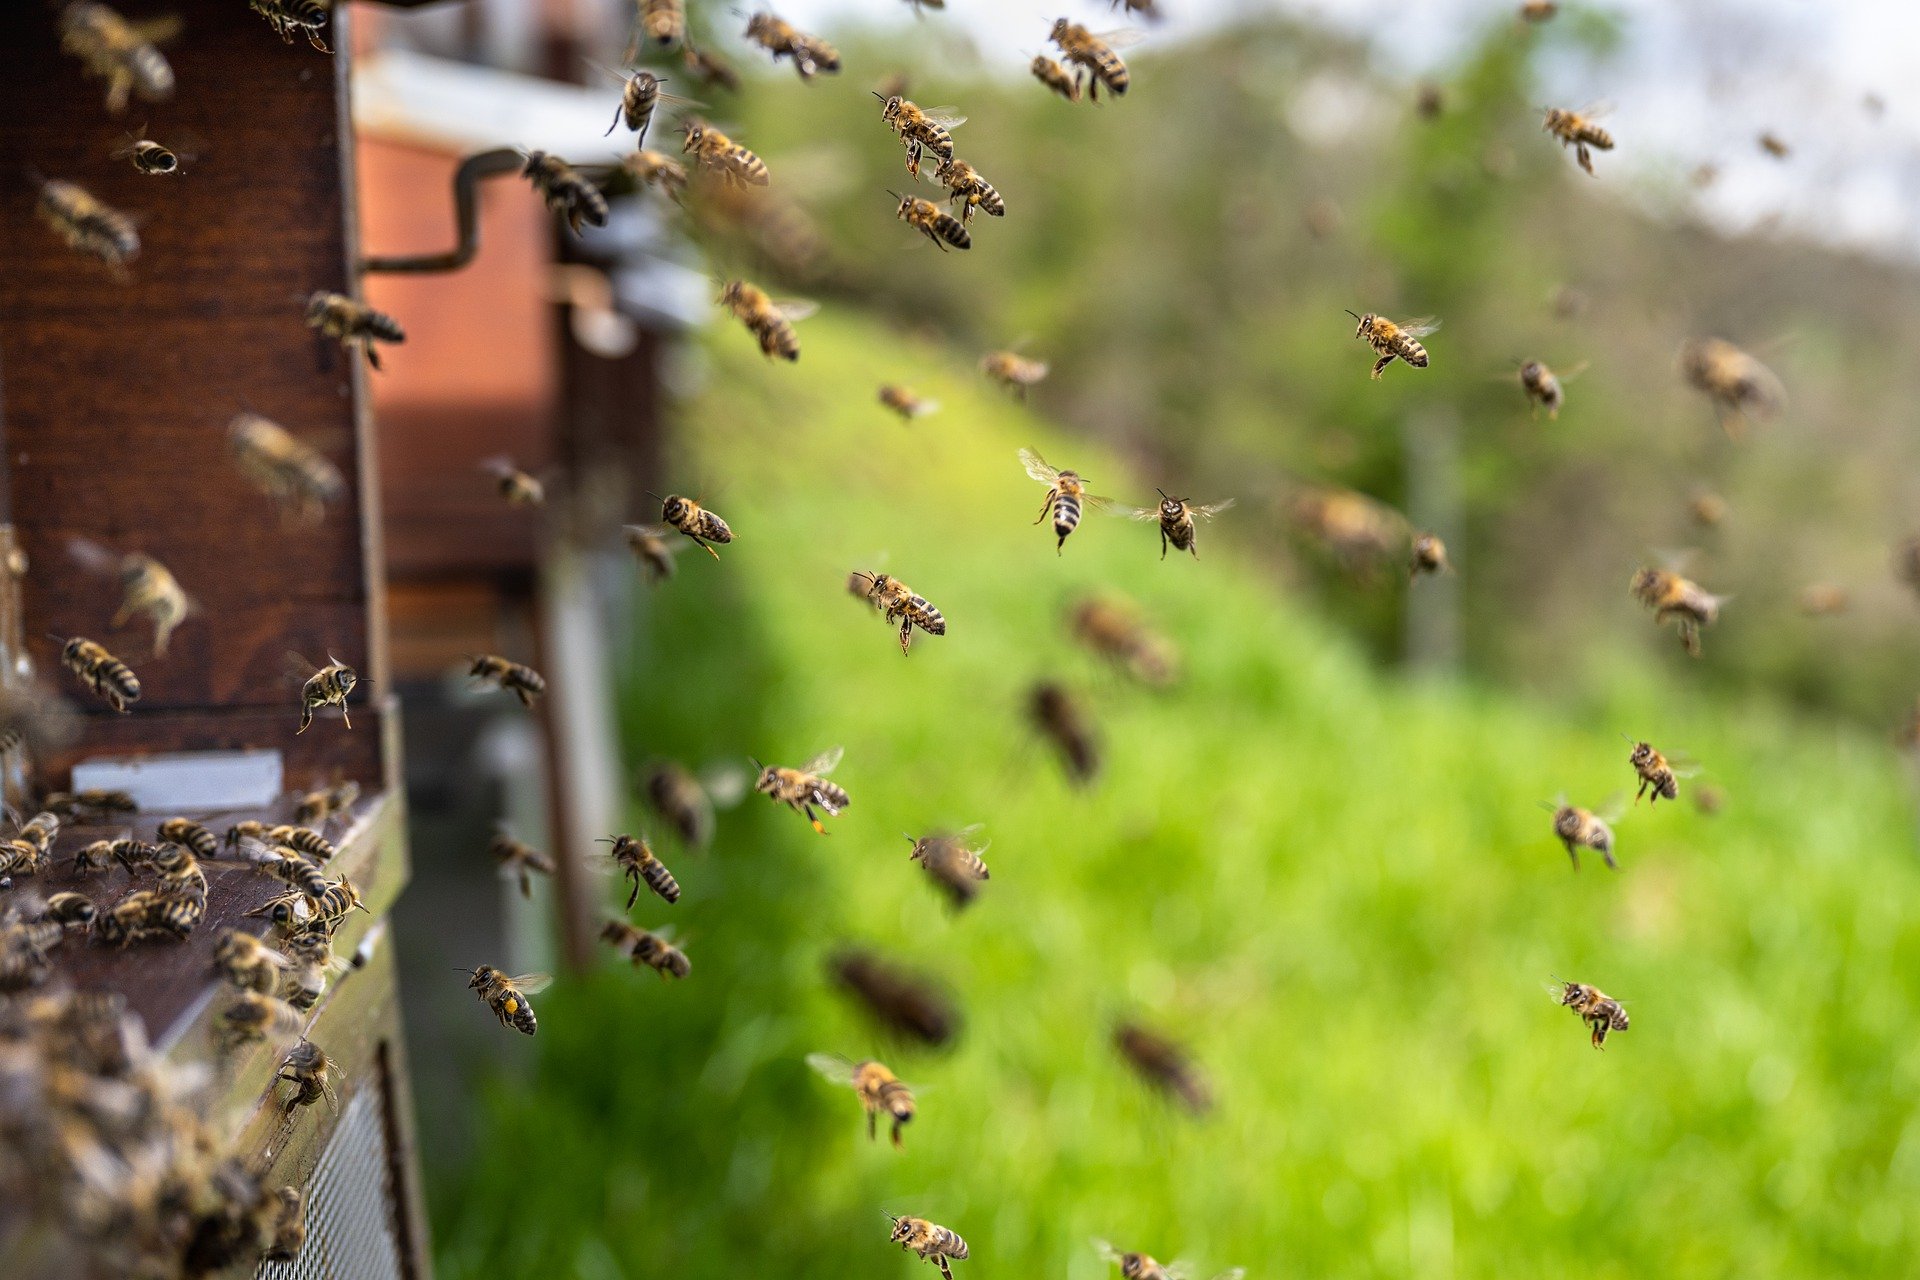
[
  {"left": 850, "top": 571, "right": 947, "bottom": 655},
  {"left": 680, "top": 43, "right": 741, "bottom": 93},
  {"left": 1113, "top": 1021, "right": 1212, "bottom": 1114},
  {"left": 600, "top": 919, "right": 691, "bottom": 978},
  {"left": 1689, "top": 489, "right": 1727, "bottom": 529},
  {"left": 1347, "top": 310, "right": 1439, "bottom": 379},
  {"left": 905, "top": 827, "right": 990, "bottom": 908},
  {"left": 1029, "top": 680, "right": 1100, "bottom": 785},
  {"left": 110, "top": 132, "right": 182, "bottom": 175},
  {"left": 875, "top": 93, "right": 964, "bottom": 177},
  {"left": 467, "top": 965, "right": 551, "bottom": 1035},
  {"left": 742, "top": 11, "right": 840, "bottom": 80},
  {"left": 490, "top": 830, "right": 555, "bottom": 898},
  {"left": 1030, "top": 54, "right": 1080, "bottom": 102},
  {"left": 274, "top": 1036, "right": 337, "bottom": 1105},
  {"left": 1121, "top": 490, "right": 1233, "bottom": 560},
  {"left": 1630, "top": 565, "right": 1724, "bottom": 657},
  {"left": 67, "top": 539, "right": 194, "bottom": 658},
  {"left": 754, "top": 746, "right": 849, "bottom": 834},
  {"left": 879, "top": 384, "right": 940, "bottom": 421},
  {"left": 603, "top": 833, "right": 681, "bottom": 907},
  {"left": 891, "top": 191, "right": 972, "bottom": 252},
  {"left": 1292, "top": 488, "right": 1406, "bottom": 577},
  {"left": 1542, "top": 104, "right": 1614, "bottom": 175},
  {"left": 1518, "top": 0, "right": 1558, "bottom": 18},
  {"left": 58, "top": 636, "right": 141, "bottom": 713},
  {"left": 467, "top": 654, "right": 546, "bottom": 708},
  {"left": 59, "top": 2, "right": 176, "bottom": 112},
  {"left": 719, "top": 279, "right": 812, "bottom": 359},
  {"left": 602, "top": 69, "right": 690, "bottom": 147},
  {"left": 1409, "top": 532, "right": 1450, "bottom": 578},
  {"left": 1049, "top": 18, "right": 1137, "bottom": 100},
  {"left": 0, "top": 920, "right": 64, "bottom": 990},
  {"left": 1757, "top": 131, "right": 1790, "bottom": 159},
  {"left": 641, "top": 759, "right": 744, "bottom": 850},
  {"left": 292, "top": 653, "right": 357, "bottom": 733},
  {"left": 808, "top": 1053, "right": 916, "bottom": 1145},
  {"left": 304, "top": 291, "right": 405, "bottom": 371},
  {"left": 1625, "top": 738, "right": 1695, "bottom": 805},
  {"left": 293, "top": 778, "right": 360, "bottom": 827},
  {"left": 1096, "top": 1241, "right": 1244, "bottom": 1280},
  {"left": 1414, "top": 81, "right": 1445, "bottom": 121},
  {"left": 309, "top": 876, "right": 366, "bottom": 924},
  {"left": 830, "top": 949, "right": 958, "bottom": 1045},
  {"left": 1021, "top": 448, "right": 1115, "bottom": 552},
  {"left": 1548, "top": 798, "right": 1620, "bottom": 871},
  {"left": 1677, "top": 338, "right": 1785, "bottom": 438},
  {"left": 229, "top": 411, "right": 346, "bottom": 523},
  {"left": 1555, "top": 978, "right": 1629, "bottom": 1049},
  {"left": 981, "top": 350, "right": 1049, "bottom": 397},
  {"left": 521, "top": 151, "right": 610, "bottom": 235},
  {"left": 1515, "top": 359, "right": 1586, "bottom": 419},
  {"left": 1069, "top": 596, "right": 1179, "bottom": 686},
  {"left": 681, "top": 120, "right": 771, "bottom": 187},
  {"left": 150, "top": 839, "right": 208, "bottom": 895},
  {"left": 36, "top": 891, "right": 97, "bottom": 929},
  {"left": 155, "top": 816, "right": 217, "bottom": 860},
  {"left": 214, "top": 929, "right": 289, "bottom": 994},
  {"left": 98, "top": 887, "right": 203, "bottom": 945},
  {"left": 0, "top": 836, "right": 45, "bottom": 880},
  {"left": 71, "top": 839, "right": 117, "bottom": 874},
  {"left": 36, "top": 179, "right": 140, "bottom": 278},
  {"left": 624, "top": 149, "right": 689, "bottom": 202},
  {"left": 18, "top": 811, "right": 60, "bottom": 853},
  {"left": 635, "top": 0, "right": 684, "bottom": 51},
  {"left": 474, "top": 456, "right": 544, "bottom": 508},
  {"left": 930, "top": 157, "right": 1005, "bottom": 225},
  {"left": 890, "top": 1216, "right": 969, "bottom": 1279},
  {"left": 283, "top": 940, "right": 342, "bottom": 1011},
  {"left": 223, "top": 991, "right": 303, "bottom": 1044},
  {"left": 624, "top": 522, "right": 689, "bottom": 582},
  {"left": 250, "top": 0, "right": 331, "bottom": 52},
  {"left": 649, "top": 492, "right": 735, "bottom": 559}
]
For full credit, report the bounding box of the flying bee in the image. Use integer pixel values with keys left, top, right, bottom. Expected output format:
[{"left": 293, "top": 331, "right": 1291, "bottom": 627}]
[
  {"left": 1029, "top": 681, "right": 1100, "bottom": 785},
  {"left": 624, "top": 149, "right": 689, "bottom": 202},
  {"left": 1347, "top": 310, "right": 1439, "bottom": 379},
  {"left": 291, "top": 653, "right": 357, "bottom": 733},
  {"left": 490, "top": 830, "right": 556, "bottom": 898},
  {"left": 1049, "top": 18, "right": 1137, "bottom": 100},
  {"left": 754, "top": 746, "right": 849, "bottom": 834},
  {"left": 887, "top": 191, "right": 967, "bottom": 251},
  {"left": 1542, "top": 104, "right": 1614, "bottom": 176},
  {"left": 155, "top": 817, "right": 217, "bottom": 860},
  {"left": 36, "top": 179, "right": 140, "bottom": 279},
  {"left": 59, "top": 2, "right": 176, "bottom": 113},
  {"left": 1677, "top": 338, "right": 1785, "bottom": 438},
  {"left": 18, "top": 811, "right": 60, "bottom": 853},
  {"left": 293, "top": 778, "right": 360, "bottom": 827},
  {"left": 1519, "top": 0, "right": 1558, "bottom": 20},
  {"left": 303, "top": 291, "right": 405, "bottom": 371},
  {"left": 467, "top": 965, "right": 551, "bottom": 1035},
  {"left": 229, "top": 412, "right": 346, "bottom": 523},
  {"left": 1548, "top": 798, "right": 1620, "bottom": 871},
  {"left": 214, "top": 930, "right": 289, "bottom": 994},
  {"left": 1630, "top": 565, "right": 1724, "bottom": 657},
  {"left": 602, "top": 69, "right": 693, "bottom": 146},
  {"left": 1030, "top": 54, "right": 1081, "bottom": 102},
  {"left": 222, "top": 991, "right": 303, "bottom": 1045},
  {"left": 830, "top": 951, "right": 958, "bottom": 1045},
  {"left": 808, "top": 1053, "right": 916, "bottom": 1146},
  {"left": 603, "top": 834, "right": 681, "bottom": 907},
  {"left": 41, "top": 891, "right": 99, "bottom": 928},
  {"left": 1798, "top": 583, "right": 1849, "bottom": 616},
  {"left": 681, "top": 120, "right": 771, "bottom": 187},
  {"left": 275, "top": 1039, "right": 338, "bottom": 1111},
  {"left": 57, "top": 636, "right": 141, "bottom": 713},
  {"left": 600, "top": 920, "right": 692, "bottom": 978},
  {"left": 981, "top": 350, "right": 1049, "bottom": 397},
  {"left": 1757, "top": 131, "right": 1790, "bottom": 159},
  {"left": 110, "top": 131, "right": 182, "bottom": 175},
  {"left": 1515, "top": 358, "right": 1586, "bottom": 419},
  {"left": 906, "top": 827, "right": 990, "bottom": 909},
  {"left": 1294, "top": 484, "right": 1403, "bottom": 583},
  {"left": 1113, "top": 1021, "right": 1213, "bottom": 1114},
  {"left": 634, "top": 0, "right": 684, "bottom": 50},
  {"left": 879, "top": 384, "right": 940, "bottom": 421},
  {"left": 1020, "top": 448, "right": 1115, "bottom": 552},
  {"left": 890, "top": 1216, "right": 969, "bottom": 1280},
  {"left": 1555, "top": 978, "right": 1629, "bottom": 1049},
  {"left": 479, "top": 456, "right": 544, "bottom": 507},
  {"left": 1096, "top": 1241, "right": 1244, "bottom": 1280},
  {"left": 1625, "top": 738, "right": 1695, "bottom": 805},
  {"left": 850, "top": 571, "right": 947, "bottom": 655},
  {"left": 742, "top": 11, "right": 840, "bottom": 80},
  {"left": 468, "top": 655, "right": 546, "bottom": 708},
  {"left": 1409, "top": 532, "right": 1450, "bottom": 578},
  {"left": 680, "top": 43, "right": 741, "bottom": 93},
  {"left": 68, "top": 539, "right": 194, "bottom": 658},
  {"left": 1068, "top": 596, "right": 1179, "bottom": 686},
  {"left": 624, "top": 523, "right": 689, "bottom": 582},
  {"left": 1121, "top": 489, "right": 1234, "bottom": 560},
  {"left": 930, "top": 157, "right": 1005, "bottom": 224},
  {"left": 250, "top": 0, "right": 332, "bottom": 52},
  {"left": 641, "top": 759, "right": 744, "bottom": 850},
  {"left": 521, "top": 151, "right": 609, "bottom": 235},
  {"left": 874, "top": 93, "right": 964, "bottom": 178},
  {"left": 718, "top": 279, "right": 812, "bottom": 359}
]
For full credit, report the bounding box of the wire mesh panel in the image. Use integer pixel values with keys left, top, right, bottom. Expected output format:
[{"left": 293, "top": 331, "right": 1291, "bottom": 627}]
[{"left": 258, "top": 1085, "right": 407, "bottom": 1280}]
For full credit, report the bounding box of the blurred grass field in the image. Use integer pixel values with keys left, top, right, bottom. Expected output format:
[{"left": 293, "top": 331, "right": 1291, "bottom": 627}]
[{"left": 432, "top": 311, "right": 1920, "bottom": 1279}]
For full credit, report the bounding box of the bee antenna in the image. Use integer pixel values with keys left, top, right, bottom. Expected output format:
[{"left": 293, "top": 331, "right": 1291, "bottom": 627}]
[
  {"left": 872, "top": 90, "right": 886, "bottom": 100},
  {"left": 1343, "top": 309, "right": 1362, "bottom": 321},
  {"left": 747, "top": 756, "right": 764, "bottom": 772},
  {"left": 1156, "top": 487, "right": 1170, "bottom": 500}
]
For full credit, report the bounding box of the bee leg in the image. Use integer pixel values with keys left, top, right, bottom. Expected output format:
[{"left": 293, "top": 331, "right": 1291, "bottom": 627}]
[
  {"left": 518, "top": 871, "right": 532, "bottom": 899},
  {"left": 626, "top": 873, "right": 641, "bottom": 911},
  {"left": 1160, "top": 529, "right": 1168, "bottom": 560},
  {"left": 340, "top": 704, "right": 352, "bottom": 729},
  {"left": 1601, "top": 847, "right": 1618, "bottom": 871},
  {"left": 867, "top": 1110, "right": 877, "bottom": 1142},
  {"left": 898, "top": 622, "right": 913, "bottom": 655},
  {"left": 1371, "top": 353, "right": 1396, "bottom": 380},
  {"left": 804, "top": 804, "right": 827, "bottom": 836},
  {"left": 514, "top": 686, "right": 535, "bottom": 709},
  {"left": 1564, "top": 843, "right": 1579, "bottom": 872},
  {"left": 364, "top": 343, "right": 384, "bottom": 372},
  {"left": 605, "top": 100, "right": 624, "bottom": 137},
  {"left": 1033, "top": 492, "right": 1057, "bottom": 525},
  {"left": 1575, "top": 143, "right": 1594, "bottom": 176}
]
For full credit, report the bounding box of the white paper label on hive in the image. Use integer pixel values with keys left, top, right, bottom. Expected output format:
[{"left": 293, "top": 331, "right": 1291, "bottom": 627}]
[{"left": 71, "top": 749, "right": 284, "bottom": 812}]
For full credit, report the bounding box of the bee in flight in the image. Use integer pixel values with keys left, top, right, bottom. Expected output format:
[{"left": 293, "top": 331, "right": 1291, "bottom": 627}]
[
  {"left": 1048, "top": 18, "right": 1137, "bottom": 100},
  {"left": 521, "top": 151, "right": 610, "bottom": 235},
  {"left": 1029, "top": 53, "right": 1080, "bottom": 101},
  {"left": 57, "top": 637, "right": 141, "bottom": 713},
  {"left": 603, "top": 834, "right": 681, "bottom": 907},
  {"left": 467, "top": 965, "right": 551, "bottom": 1035},
  {"left": 1409, "top": 531, "right": 1450, "bottom": 578},
  {"left": 1029, "top": 680, "right": 1100, "bottom": 785},
  {"left": 1542, "top": 104, "right": 1614, "bottom": 176},
  {"left": 304, "top": 291, "right": 405, "bottom": 370},
  {"left": 1020, "top": 448, "right": 1114, "bottom": 553},
  {"left": 879, "top": 384, "right": 939, "bottom": 421},
  {"left": 719, "top": 279, "right": 813, "bottom": 360},
  {"left": 850, "top": 571, "right": 947, "bottom": 654},
  {"left": 648, "top": 493, "right": 734, "bottom": 559},
  {"left": 1625, "top": 738, "right": 1694, "bottom": 805},
  {"left": 251, "top": 0, "right": 332, "bottom": 52},
  {"left": 680, "top": 43, "right": 741, "bottom": 93},
  {"left": 754, "top": 746, "right": 848, "bottom": 834},
  {"left": 1348, "top": 310, "right": 1438, "bottom": 380},
  {"left": 481, "top": 457, "right": 544, "bottom": 507},
  {"left": 36, "top": 178, "right": 139, "bottom": 279},
  {"left": 468, "top": 654, "right": 546, "bottom": 707},
  {"left": 67, "top": 538, "right": 193, "bottom": 657},
  {"left": 490, "top": 829, "right": 556, "bottom": 898},
  {"left": 982, "top": 350, "right": 1049, "bottom": 397},
  {"left": 874, "top": 93, "right": 964, "bottom": 178},
  {"left": 890, "top": 1216, "right": 969, "bottom": 1280},
  {"left": 229, "top": 412, "right": 346, "bottom": 524},
  {"left": 1515, "top": 358, "right": 1586, "bottom": 419},
  {"left": 291, "top": 653, "right": 357, "bottom": 734},
  {"left": 906, "top": 826, "right": 990, "bottom": 908},
  {"left": 601, "top": 68, "right": 694, "bottom": 147},
  {"left": 892, "top": 192, "right": 971, "bottom": 252},
  {"left": 624, "top": 149, "right": 689, "bottom": 203},
  {"left": 808, "top": 1052, "right": 917, "bottom": 1146},
  {"left": 1757, "top": 131, "right": 1790, "bottom": 159},
  {"left": 1630, "top": 564, "right": 1724, "bottom": 657},
  {"left": 625, "top": 523, "right": 688, "bottom": 582},
  {"left": 1113, "top": 1021, "right": 1212, "bottom": 1114},
  {"left": 1070, "top": 596, "right": 1179, "bottom": 686},
  {"left": 111, "top": 130, "right": 184, "bottom": 175},
  {"left": 641, "top": 759, "right": 745, "bottom": 850},
  {"left": 681, "top": 120, "right": 771, "bottom": 187},
  {"left": 1123, "top": 490, "right": 1234, "bottom": 560},
  {"left": 634, "top": 0, "right": 684, "bottom": 51},
  {"left": 1096, "top": 1239, "right": 1245, "bottom": 1280},
  {"left": 600, "top": 919, "right": 691, "bottom": 978},
  {"left": 1554, "top": 978, "right": 1629, "bottom": 1049},
  {"left": 59, "top": 1, "right": 176, "bottom": 112},
  {"left": 1677, "top": 338, "right": 1785, "bottom": 439},
  {"left": 742, "top": 11, "right": 840, "bottom": 80},
  {"left": 931, "top": 158, "right": 1005, "bottom": 225},
  {"left": 1547, "top": 798, "right": 1620, "bottom": 871}
]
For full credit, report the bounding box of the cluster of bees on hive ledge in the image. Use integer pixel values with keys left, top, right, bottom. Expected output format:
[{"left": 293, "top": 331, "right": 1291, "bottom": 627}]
[{"left": 6, "top": 0, "right": 1882, "bottom": 1274}]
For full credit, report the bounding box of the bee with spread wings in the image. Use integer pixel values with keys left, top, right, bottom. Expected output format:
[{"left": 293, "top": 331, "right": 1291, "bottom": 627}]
[
  {"left": 1120, "top": 490, "right": 1235, "bottom": 560},
  {"left": 1020, "top": 448, "right": 1116, "bottom": 554},
  {"left": 753, "top": 745, "right": 849, "bottom": 834}
]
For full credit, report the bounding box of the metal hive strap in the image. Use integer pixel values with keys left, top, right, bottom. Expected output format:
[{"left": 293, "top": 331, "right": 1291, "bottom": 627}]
[{"left": 359, "top": 147, "right": 525, "bottom": 275}]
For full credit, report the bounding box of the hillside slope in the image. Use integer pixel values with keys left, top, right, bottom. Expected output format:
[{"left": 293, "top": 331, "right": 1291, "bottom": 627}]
[{"left": 435, "top": 311, "right": 1920, "bottom": 1279}]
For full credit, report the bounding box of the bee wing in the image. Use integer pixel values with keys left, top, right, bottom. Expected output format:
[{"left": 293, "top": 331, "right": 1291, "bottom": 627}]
[
  {"left": 952, "top": 823, "right": 985, "bottom": 839},
  {"left": 1119, "top": 504, "right": 1162, "bottom": 521},
  {"left": 1557, "top": 360, "right": 1591, "bottom": 382},
  {"left": 1163, "top": 1264, "right": 1195, "bottom": 1280},
  {"left": 919, "top": 109, "right": 967, "bottom": 128},
  {"left": 1092, "top": 1239, "right": 1126, "bottom": 1263},
  {"left": 1208, "top": 1270, "right": 1247, "bottom": 1280},
  {"left": 65, "top": 536, "right": 122, "bottom": 576},
  {"left": 1095, "top": 27, "right": 1147, "bottom": 47},
  {"left": 800, "top": 745, "right": 844, "bottom": 777},
  {"left": 805, "top": 1051, "right": 858, "bottom": 1084},
  {"left": 1190, "top": 498, "right": 1236, "bottom": 520},
  {"left": 1595, "top": 794, "right": 1627, "bottom": 823},
  {"left": 477, "top": 455, "right": 518, "bottom": 479},
  {"left": 284, "top": 651, "right": 320, "bottom": 680},
  {"left": 775, "top": 299, "right": 820, "bottom": 323},
  {"left": 1082, "top": 493, "right": 1121, "bottom": 512},
  {"left": 698, "top": 763, "right": 750, "bottom": 807},
  {"left": 509, "top": 972, "right": 554, "bottom": 994},
  {"left": 625, "top": 522, "right": 680, "bottom": 542},
  {"left": 1019, "top": 448, "right": 1063, "bottom": 485},
  {"left": 1578, "top": 99, "right": 1616, "bottom": 119},
  {"left": 1398, "top": 317, "right": 1442, "bottom": 338}
]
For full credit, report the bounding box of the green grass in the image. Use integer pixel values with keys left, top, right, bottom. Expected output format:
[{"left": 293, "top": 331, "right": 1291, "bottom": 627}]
[{"left": 433, "top": 310, "right": 1920, "bottom": 1279}]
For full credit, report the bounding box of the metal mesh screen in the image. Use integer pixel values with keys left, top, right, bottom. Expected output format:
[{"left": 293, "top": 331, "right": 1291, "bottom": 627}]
[{"left": 257, "top": 1084, "right": 406, "bottom": 1280}]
